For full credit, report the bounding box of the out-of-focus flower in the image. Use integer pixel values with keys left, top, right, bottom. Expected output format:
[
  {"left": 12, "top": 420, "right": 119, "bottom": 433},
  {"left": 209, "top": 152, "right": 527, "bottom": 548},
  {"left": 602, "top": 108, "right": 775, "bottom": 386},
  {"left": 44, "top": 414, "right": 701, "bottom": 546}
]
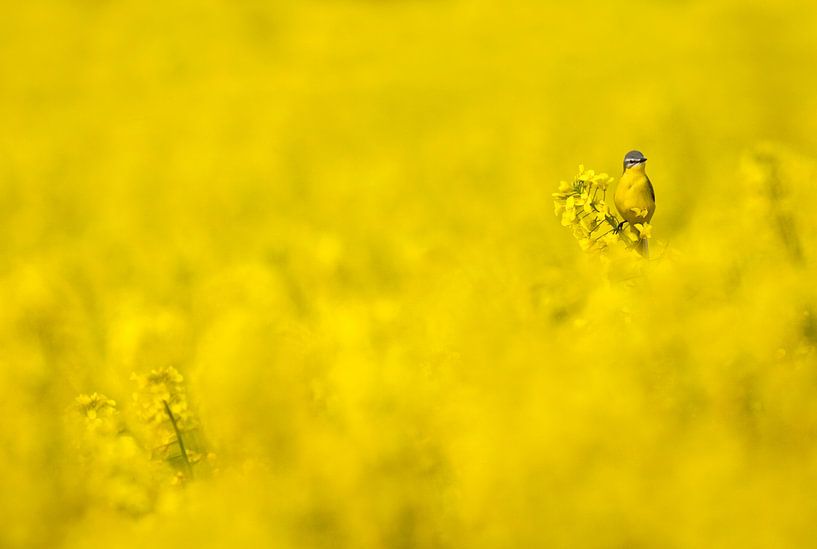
[
  {"left": 132, "top": 366, "right": 203, "bottom": 478},
  {"left": 70, "top": 393, "right": 157, "bottom": 516}
]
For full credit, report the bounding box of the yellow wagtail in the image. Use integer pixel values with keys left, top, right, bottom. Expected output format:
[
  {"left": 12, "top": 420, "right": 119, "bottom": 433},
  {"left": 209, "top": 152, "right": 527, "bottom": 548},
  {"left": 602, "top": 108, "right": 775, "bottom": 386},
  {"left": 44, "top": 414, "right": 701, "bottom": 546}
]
[{"left": 614, "top": 150, "right": 655, "bottom": 257}]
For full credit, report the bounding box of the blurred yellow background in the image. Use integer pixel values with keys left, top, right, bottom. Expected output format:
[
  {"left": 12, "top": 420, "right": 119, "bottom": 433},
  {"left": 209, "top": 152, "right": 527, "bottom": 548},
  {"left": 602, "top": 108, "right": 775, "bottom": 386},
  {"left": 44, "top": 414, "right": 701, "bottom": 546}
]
[{"left": 2, "top": 1, "right": 817, "bottom": 547}]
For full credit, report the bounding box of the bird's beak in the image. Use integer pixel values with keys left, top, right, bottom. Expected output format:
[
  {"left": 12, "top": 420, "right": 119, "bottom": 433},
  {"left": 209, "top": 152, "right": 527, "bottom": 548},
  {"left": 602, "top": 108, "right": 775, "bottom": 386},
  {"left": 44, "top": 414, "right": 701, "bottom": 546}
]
[{"left": 639, "top": 158, "right": 647, "bottom": 163}]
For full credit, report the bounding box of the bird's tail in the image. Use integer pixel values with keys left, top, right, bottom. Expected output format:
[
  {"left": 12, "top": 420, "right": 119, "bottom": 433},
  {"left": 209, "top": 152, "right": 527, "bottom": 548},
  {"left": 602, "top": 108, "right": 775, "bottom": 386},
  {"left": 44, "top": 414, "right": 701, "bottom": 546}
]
[{"left": 638, "top": 238, "right": 650, "bottom": 258}]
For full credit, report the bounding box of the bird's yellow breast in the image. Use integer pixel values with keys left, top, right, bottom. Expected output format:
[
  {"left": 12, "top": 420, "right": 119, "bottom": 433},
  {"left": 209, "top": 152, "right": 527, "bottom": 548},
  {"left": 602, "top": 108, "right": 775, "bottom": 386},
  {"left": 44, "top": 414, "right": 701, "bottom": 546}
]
[{"left": 614, "top": 165, "right": 655, "bottom": 225}]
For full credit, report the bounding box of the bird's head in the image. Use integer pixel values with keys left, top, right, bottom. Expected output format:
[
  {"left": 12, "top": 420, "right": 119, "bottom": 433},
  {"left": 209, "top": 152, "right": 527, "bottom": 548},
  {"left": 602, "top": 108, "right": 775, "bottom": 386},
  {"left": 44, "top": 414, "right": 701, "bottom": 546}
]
[{"left": 623, "top": 150, "right": 647, "bottom": 173}]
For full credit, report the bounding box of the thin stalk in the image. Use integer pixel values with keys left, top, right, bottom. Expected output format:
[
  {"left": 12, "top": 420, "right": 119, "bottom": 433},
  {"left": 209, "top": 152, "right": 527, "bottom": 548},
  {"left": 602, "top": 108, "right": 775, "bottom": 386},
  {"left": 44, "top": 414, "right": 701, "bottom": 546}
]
[
  {"left": 163, "top": 400, "right": 193, "bottom": 478},
  {"left": 588, "top": 219, "right": 607, "bottom": 236},
  {"left": 592, "top": 226, "right": 617, "bottom": 242}
]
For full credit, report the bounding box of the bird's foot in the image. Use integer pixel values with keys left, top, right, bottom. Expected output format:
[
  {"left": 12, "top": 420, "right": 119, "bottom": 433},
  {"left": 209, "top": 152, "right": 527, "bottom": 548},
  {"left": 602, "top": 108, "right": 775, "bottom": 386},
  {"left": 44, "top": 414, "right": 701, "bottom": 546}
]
[{"left": 613, "top": 221, "right": 626, "bottom": 234}]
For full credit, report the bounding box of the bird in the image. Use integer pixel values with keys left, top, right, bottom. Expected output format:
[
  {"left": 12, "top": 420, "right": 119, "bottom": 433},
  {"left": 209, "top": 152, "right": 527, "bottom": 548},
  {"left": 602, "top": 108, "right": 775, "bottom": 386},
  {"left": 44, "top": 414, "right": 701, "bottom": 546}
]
[{"left": 614, "top": 150, "right": 655, "bottom": 257}]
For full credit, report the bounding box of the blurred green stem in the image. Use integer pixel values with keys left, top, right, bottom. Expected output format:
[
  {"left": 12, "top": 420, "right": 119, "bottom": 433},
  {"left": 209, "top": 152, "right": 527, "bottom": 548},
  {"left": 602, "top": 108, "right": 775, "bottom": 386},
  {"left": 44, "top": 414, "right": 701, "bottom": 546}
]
[{"left": 163, "top": 399, "right": 193, "bottom": 479}]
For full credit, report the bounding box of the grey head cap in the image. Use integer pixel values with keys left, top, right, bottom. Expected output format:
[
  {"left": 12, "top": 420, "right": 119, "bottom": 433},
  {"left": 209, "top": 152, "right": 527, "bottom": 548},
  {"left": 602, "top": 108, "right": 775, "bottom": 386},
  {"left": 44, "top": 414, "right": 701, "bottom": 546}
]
[{"left": 623, "top": 150, "right": 647, "bottom": 171}]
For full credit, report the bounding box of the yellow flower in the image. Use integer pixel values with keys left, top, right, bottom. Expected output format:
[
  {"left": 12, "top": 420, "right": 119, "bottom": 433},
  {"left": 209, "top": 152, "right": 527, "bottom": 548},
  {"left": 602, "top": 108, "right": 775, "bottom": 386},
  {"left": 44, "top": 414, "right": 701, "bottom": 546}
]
[
  {"left": 556, "top": 165, "right": 635, "bottom": 254},
  {"left": 629, "top": 207, "right": 649, "bottom": 219},
  {"left": 561, "top": 208, "right": 577, "bottom": 226},
  {"left": 75, "top": 392, "right": 118, "bottom": 420},
  {"left": 634, "top": 222, "right": 652, "bottom": 239}
]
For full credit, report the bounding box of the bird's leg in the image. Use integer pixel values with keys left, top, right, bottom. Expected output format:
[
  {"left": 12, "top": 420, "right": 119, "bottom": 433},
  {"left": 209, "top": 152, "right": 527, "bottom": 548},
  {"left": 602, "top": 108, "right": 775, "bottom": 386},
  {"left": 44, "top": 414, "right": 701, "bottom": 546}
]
[{"left": 613, "top": 220, "right": 627, "bottom": 234}]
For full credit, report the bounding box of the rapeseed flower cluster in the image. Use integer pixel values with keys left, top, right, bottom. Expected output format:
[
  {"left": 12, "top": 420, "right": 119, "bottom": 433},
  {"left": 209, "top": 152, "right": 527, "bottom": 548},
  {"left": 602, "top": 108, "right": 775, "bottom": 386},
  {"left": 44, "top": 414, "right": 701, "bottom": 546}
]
[
  {"left": 70, "top": 392, "right": 157, "bottom": 516},
  {"left": 70, "top": 367, "right": 204, "bottom": 518},
  {"left": 553, "top": 166, "right": 652, "bottom": 254},
  {"left": 130, "top": 366, "right": 205, "bottom": 479}
]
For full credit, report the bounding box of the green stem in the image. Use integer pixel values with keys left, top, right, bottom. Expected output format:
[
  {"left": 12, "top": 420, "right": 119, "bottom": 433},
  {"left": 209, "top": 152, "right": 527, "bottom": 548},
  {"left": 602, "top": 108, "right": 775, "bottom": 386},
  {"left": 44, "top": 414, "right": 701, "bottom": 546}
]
[
  {"left": 576, "top": 208, "right": 595, "bottom": 222},
  {"left": 592, "top": 226, "right": 616, "bottom": 242},
  {"left": 588, "top": 219, "right": 608, "bottom": 235},
  {"left": 163, "top": 400, "right": 193, "bottom": 478}
]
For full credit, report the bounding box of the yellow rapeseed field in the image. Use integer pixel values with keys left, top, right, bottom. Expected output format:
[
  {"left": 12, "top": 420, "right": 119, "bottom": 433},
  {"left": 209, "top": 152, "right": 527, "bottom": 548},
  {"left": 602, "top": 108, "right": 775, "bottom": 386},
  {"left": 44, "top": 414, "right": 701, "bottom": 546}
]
[{"left": 3, "top": 1, "right": 817, "bottom": 547}]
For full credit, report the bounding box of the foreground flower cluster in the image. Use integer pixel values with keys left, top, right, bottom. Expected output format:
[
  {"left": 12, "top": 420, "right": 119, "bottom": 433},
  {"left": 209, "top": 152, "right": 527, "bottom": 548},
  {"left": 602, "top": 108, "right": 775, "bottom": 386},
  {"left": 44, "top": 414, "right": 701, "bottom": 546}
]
[{"left": 553, "top": 166, "right": 652, "bottom": 254}]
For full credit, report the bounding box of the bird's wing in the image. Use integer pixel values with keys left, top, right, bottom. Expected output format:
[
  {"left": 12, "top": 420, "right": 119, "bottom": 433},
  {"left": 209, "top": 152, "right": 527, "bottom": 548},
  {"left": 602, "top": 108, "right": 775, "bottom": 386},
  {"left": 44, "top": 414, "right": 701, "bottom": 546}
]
[{"left": 646, "top": 176, "right": 655, "bottom": 202}]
